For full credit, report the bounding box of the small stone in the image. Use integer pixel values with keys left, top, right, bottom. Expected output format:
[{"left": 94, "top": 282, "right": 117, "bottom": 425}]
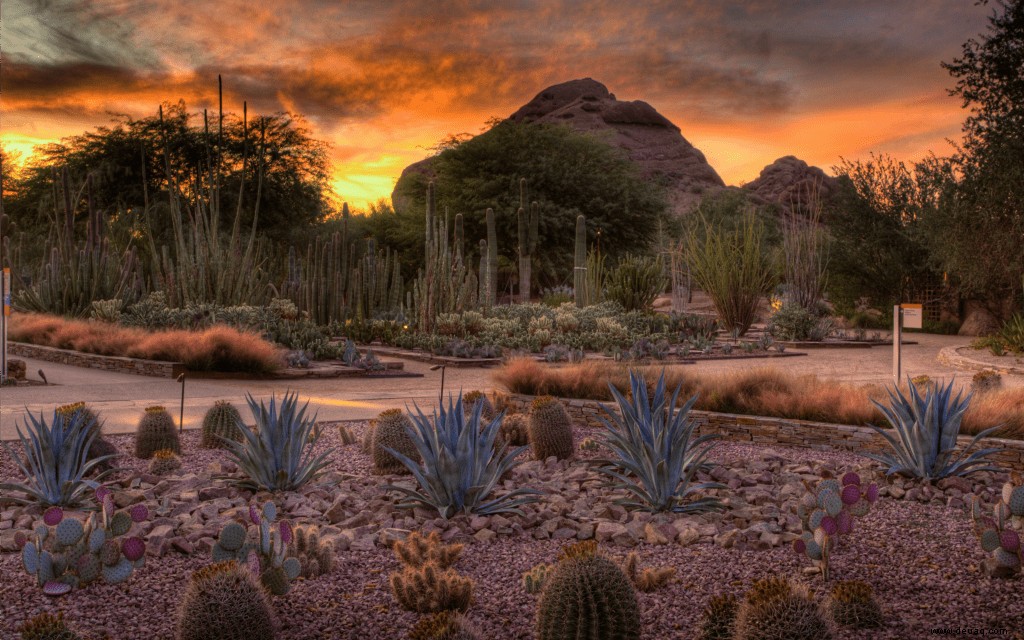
[
  {"left": 474, "top": 528, "right": 497, "bottom": 543},
  {"left": 676, "top": 528, "right": 700, "bottom": 546},
  {"left": 644, "top": 522, "right": 669, "bottom": 545},
  {"left": 595, "top": 521, "right": 628, "bottom": 543}
]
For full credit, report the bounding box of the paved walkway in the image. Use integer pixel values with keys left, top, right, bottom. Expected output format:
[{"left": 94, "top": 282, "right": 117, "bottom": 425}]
[{"left": 1, "top": 333, "right": 1015, "bottom": 440}]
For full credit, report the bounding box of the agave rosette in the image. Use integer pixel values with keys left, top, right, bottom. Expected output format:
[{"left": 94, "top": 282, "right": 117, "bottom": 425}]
[
  {"left": 595, "top": 370, "right": 724, "bottom": 513},
  {"left": 866, "top": 378, "right": 1003, "bottom": 479},
  {"left": 222, "top": 392, "right": 332, "bottom": 491},
  {"left": 382, "top": 394, "right": 539, "bottom": 519},
  {"left": 0, "top": 409, "right": 115, "bottom": 506}
]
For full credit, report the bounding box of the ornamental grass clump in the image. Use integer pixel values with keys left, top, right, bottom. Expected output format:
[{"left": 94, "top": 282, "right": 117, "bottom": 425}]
[
  {"left": 595, "top": 370, "right": 724, "bottom": 513},
  {"left": 1, "top": 409, "right": 115, "bottom": 507},
  {"left": 866, "top": 377, "right": 1003, "bottom": 479},
  {"left": 382, "top": 395, "right": 539, "bottom": 519},
  {"left": 222, "top": 392, "right": 332, "bottom": 492}
]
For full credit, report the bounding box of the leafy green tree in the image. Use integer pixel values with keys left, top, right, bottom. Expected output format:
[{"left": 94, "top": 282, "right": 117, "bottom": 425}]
[{"left": 389, "top": 121, "right": 668, "bottom": 291}]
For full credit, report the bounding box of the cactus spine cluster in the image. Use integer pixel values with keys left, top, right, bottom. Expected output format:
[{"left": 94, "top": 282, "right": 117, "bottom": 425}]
[
  {"left": 574, "top": 215, "right": 587, "bottom": 307},
  {"left": 287, "top": 525, "right": 334, "bottom": 578},
  {"left": 793, "top": 472, "right": 878, "bottom": 580},
  {"left": 528, "top": 396, "right": 574, "bottom": 461},
  {"left": 175, "top": 561, "right": 277, "bottom": 640},
  {"left": 148, "top": 448, "right": 182, "bottom": 475},
  {"left": 535, "top": 541, "right": 640, "bottom": 640},
  {"left": 972, "top": 478, "right": 1024, "bottom": 577},
  {"left": 499, "top": 413, "right": 530, "bottom": 447},
  {"left": 134, "top": 406, "right": 180, "bottom": 459},
  {"left": 827, "top": 580, "right": 883, "bottom": 628},
  {"left": 200, "top": 401, "right": 243, "bottom": 448},
  {"left": 16, "top": 487, "right": 148, "bottom": 596},
  {"left": 372, "top": 408, "right": 420, "bottom": 474},
  {"left": 211, "top": 501, "right": 300, "bottom": 596},
  {"left": 390, "top": 531, "right": 473, "bottom": 614},
  {"left": 732, "top": 577, "right": 832, "bottom": 640},
  {"left": 337, "top": 424, "right": 357, "bottom": 445}
]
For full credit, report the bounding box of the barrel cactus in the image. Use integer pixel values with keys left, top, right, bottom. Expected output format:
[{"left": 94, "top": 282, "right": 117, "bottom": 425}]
[
  {"left": 175, "top": 561, "right": 276, "bottom": 640},
  {"left": 372, "top": 408, "right": 420, "bottom": 474},
  {"left": 56, "top": 402, "right": 116, "bottom": 469},
  {"left": 733, "top": 577, "right": 832, "bottom": 640},
  {"left": 462, "top": 391, "right": 495, "bottom": 421},
  {"left": 18, "top": 611, "right": 82, "bottom": 640},
  {"left": 696, "top": 593, "right": 738, "bottom": 640},
  {"left": 148, "top": 449, "right": 182, "bottom": 476},
  {"left": 134, "top": 406, "right": 180, "bottom": 459},
  {"left": 535, "top": 542, "right": 640, "bottom": 640},
  {"left": 828, "top": 580, "right": 883, "bottom": 629},
  {"left": 409, "top": 611, "right": 481, "bottom": 640},
  {"left": 200, "top": 401, "right": 243, "bottom": 448},
  {"left": 528, "top": 396, "right": 574, "bottom": 461}
]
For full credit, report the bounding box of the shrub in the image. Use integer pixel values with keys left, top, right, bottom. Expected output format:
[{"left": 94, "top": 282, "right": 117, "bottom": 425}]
[
  {"left": 175, "top": 561, "right": 276, "bottom": 640},
  {"left": 1000, "top": 314, "right": 1024, "bottom": 354},
  {"left": 767, "top": 303, "right": 832, "bottom": 341},
  {"left": 222, "top": 392, "right": 332, "bottom": 491},
  {"left": 381, "top": 395, "right": 538, "bottom": 518},
  {"left": 0, "top": 409, "right": 115, "bottom": 506},
  {"left": 596, "top": 370, "right": 724, "bottom": 513},
  {"left": 605, "top": 254, "right": 667, "bottom": 312},
  {"left": 866, "top": 378, "right": 1003, "bottom": 479}
]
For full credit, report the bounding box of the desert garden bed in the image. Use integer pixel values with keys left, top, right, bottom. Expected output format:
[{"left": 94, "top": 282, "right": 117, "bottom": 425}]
[{"left": 1, "top": 414, "right": 1021, "bottom": 639}]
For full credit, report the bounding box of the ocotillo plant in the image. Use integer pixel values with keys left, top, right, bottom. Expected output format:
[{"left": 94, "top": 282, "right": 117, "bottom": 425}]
[
  {"left": 574, "top": 215, "right": 587, "bottom": 307},
  {"left": 486, "top": 207, "right": 497, "bottom": 307},
  {"left": 516, "top": 178, "right": 539, "bottom": 303}
]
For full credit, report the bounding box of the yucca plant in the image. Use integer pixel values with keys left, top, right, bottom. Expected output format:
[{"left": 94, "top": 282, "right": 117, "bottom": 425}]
[
  {"left": 0, "top": 409, "right": 115, "bottom": 506},
  {"left": 866, "top": 377, "right": 1003, "bottom": 479},
  {"left": 222, "top": 392, "right": 332, "bottom": 491},
  {"left": 595, "top": 370, "right": 725, "bottom": 513},
  {"left": 382, "top": 395, "right": 539, "bottom": 519}
]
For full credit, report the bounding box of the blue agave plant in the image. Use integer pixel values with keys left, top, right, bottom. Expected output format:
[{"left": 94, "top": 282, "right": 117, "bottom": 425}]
[
  {"left": 0, "top": 409, "right": 115, "bottom": 506},
  {"left": 595, "top": 370, "right": 724, "bottom": 513},
  {"left": 222, "top": 392, "right": 332, "bottom": 491},
  {"left": 866, "top": 377, "right": 1003, "bottom": 479},
  {"left": 382, "top": 394, "right": 539, "bottom": 519}
]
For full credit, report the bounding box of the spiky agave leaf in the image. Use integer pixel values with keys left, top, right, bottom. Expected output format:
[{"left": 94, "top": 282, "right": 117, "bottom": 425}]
[
  {"left": 594, "top": 370, "right": 725, "bottom": 513},
  {"left": 382, "top": 394, "right": 540, "bottom": 518},
  {"left": 221, "top": 392, "right": 333, "bottom": 491},
  {"left": 0, "top": 408, "right": 115, "bottom": 506},
  {"left": 864, "top": 377, "right": 1003, "bottom": 479}
]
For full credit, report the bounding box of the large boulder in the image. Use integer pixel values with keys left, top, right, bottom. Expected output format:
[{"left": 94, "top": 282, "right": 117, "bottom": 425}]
[{"left": 742, "top": 156, "right": 842, "bottom": 214}]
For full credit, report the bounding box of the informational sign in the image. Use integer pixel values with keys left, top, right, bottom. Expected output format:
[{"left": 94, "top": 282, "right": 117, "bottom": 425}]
[{"left": 902, "top": 303, "right": 923, "bottom": 330}]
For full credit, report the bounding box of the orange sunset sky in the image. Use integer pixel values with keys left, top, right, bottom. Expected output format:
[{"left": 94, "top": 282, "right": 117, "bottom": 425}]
[{"left": 0, "top": 1, "right": 992, "bottom": 211}]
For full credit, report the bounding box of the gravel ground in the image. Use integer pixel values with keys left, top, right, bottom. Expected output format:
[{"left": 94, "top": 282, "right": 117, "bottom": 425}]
[{"left": 2, "top": 420, "right": 1023, "bottom": 639}]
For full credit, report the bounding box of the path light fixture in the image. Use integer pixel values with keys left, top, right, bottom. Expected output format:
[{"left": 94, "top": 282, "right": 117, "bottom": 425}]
[
  {"left": 177, "top": 373, "right": 186, "bottom": 433},
  {"left": 38, "top": 369, "right": 47, "bottom": 385},
  {"left": 429, "top": 364, "right": 446, "bottom": 404}
]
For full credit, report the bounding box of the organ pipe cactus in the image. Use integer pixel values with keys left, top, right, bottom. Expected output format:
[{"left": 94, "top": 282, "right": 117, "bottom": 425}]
[
  {"left": 516, "top": 178, "right": 540, "bottom": 303},
  {"left": 793, "top": 472, "right": 878, "bottom": 580},
  {"left": 866, "top": 377, "right": 1003, "bottom": 479},
  {"left": 15, "top": 486, "right": 148, "bottom": 595},
  {"left": 211, "top": 501, "right": 301, "bottom": 595}
]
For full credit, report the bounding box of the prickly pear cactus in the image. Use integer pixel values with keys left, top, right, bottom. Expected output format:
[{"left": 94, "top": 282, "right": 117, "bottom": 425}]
[
  {"left": 200, "top": 400, "right": 243, "bottom": 448},
  {"left": 972, "top": 477, "right": 1024, "bottom": 578},
  {"left": 15, "top": 487, "right": 148, "bottom": 596},
  {"left": 211, "top": 501, "right": 301, "bottom": 595},
  {"left": 793, "top": 472, "right": 878, "bottom": 580}
]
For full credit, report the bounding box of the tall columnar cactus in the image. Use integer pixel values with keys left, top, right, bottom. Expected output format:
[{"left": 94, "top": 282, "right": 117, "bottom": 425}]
[
  {"left": 574, "top": 215, "right": 587, "bottom": 307},
  {"left": 971, "top": 478, "right": 1024, "bottom": 577},
  {"left": 516, "top": 179, "right": 539, "bottom": 303},
  {"left": 535, "top": 542, "right": 640, "bottom": 640},
  {"left": 732, "top": 577, "right": 832, "bottom": 640},
  {"left": 793, "top": 472, "right": 878, "bottom": 580},
  {"left": 486, "top": 208, "right": 497, "bottom": 307},
  {"left": 372, "top": 408, "right": 421, "bottom": 474},
  {"left": 16, "top": 487, "right": 148, "bottom": 596},
  {"left": 454, "top": 213, "right": 464, "bottom": 263},
  {"left": 175, "top": 561, "right": 277, "bottom": 640},
  {"left": 211, "top": 501, "right": 301, "bottom": 596},
  {"left": 134, "top": 406, "right": 180, "bottom": 459},
  {"left": 528, "top": 396, "right": 574, "bottom": 461},
  {"left": 200, "top": 400, "right": 243, "bottom": 448},
  {"left": 426, "top": 180, "right": 436, "bottom": 251}
]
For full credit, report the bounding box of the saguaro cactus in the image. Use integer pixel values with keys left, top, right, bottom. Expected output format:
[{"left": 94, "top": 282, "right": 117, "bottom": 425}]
[
  {"left": 453, "top": 213, "right": 464, "bottom": 263},
  {"left": 574, "top": 215, "right": 587, "bottom": 307},
  {"left": 486, "top": 207, "right": 497, "bottom": 307},
  {"left": 478, "top": 239, "right": 490, "bottom": 309},
  {"left": 516, "top": 179, "right": 539, "bottom": 303}
]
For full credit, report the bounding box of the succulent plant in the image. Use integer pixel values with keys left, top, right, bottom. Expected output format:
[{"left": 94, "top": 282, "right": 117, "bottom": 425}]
[
  {"left": 866, "top": 377, "right": 1003, "bottom": 479},
  {"left": 620, "top": 551, "right": 675, "bottom": 592},
  {"left": 148, "top": 448, "right": 182, "bottom": 476},
  {"left": 971, "top": 369, "right": 1002, "bottom": 394},
  {"left": 972, "top": 481, "right": 1024, "bottom": 577},
  {"left": 337, "top": 424, "right": 357, "bottom": 445},
  {"left": 361, "top": 420, "right": 377, "bottom": 453},
  {"left": 56, "top": 402, "right": 116, "bottom": 470},
  {"left": 498, "top": 413, "right": 530, "bottom": 447},
  {"left": 0, "top": 408, "right": 116, "bottom": 506},
  {"left": 828, "top": 580, "right": 883, "bottom": 628},
  {"left": 793, "top": 472, "right": 878, "bottom": 580},
  {"left": 408, "top": 611, "right": 482, "bottom": 640},
  {"left": 393, "top": 531, "right": 462, "bottom": 570},
  {"left": 381, "top": 394, "right": 538, "bottom": 519},
  {"left": 523, "top": 562, "right": 553, "bottom": 595},
  {"left": 372, "top": 408, "right": 420, "bottom": 474},
  {"left": 287, "top": 524, "right": 334, "bottom": 578},
  {"left": 199, "top": 401, "right": 243, "bottom": 448},
  {"left": 535, "top": 542, "right": 640, "bottom": 640},
  {"left": 390, "top": 562, "right": 474, "bottom": 614},
  {"left": 733, "top": 577, "right": 832, "bottom": 640},
  {"left": 134, "top": 406, "right": 180, "bottom": 459},
  {"left": 16, "top": 486, "right": 147, "bottom": 595},
  {"left": 222, "top": 392, "right": 332, "bottom": 491},
  {"left": 578, "top": 437, "right": 601, "bottom": 452},
  {"left": 462, "top": 390, "right": 495, "bottom": 421},
  {"left": 595, "top": 370, "right": 724, "bottom": 513},
  {"left": 696, "top": 593, "right": 739, "bottom": 640},
  {"left": 18, "top": 611, "right": 82, "bottom": 640},
  {"left": 175, "top": 561, "right": 276, "bottom": 640},
  {"left": 211, "top": 501, "right": 300, "bottom": 595},
  {"left": 528, "top": 396, "right": 574, "bottom": 460}
]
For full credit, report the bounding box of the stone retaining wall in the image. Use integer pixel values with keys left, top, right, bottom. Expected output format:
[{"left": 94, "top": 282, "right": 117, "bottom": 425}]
[
  {"left": 507, "top": 393, "right": 1024, "bottom": 471},
  {"left": 9, "top": 342, "right": 185, "bottom": 379}
]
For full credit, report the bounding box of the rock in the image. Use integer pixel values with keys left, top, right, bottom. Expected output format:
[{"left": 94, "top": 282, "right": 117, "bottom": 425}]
[
  {"left": 713, "top": 530, "right": 739, "bottom": 549},
  {"left": 595, "top": 521, "right": 628, "bottom": 543},
  {"left": 644, "top": 522, "right": 670, "bottom": 546},
  {"left": 350, "top": 535, "right": 377, "bottom": 552},
  {"left": 378, "top": 528, "right": 410, "bottom": 546},
  {"left": 0, "top": 530, "right": 23, "bottom": 552},
  {"left": 323, "top": 496, "right": 349, "bottom": 524},
  {"left": 198, "top": 486, "right": 232, "bottom": 501},
  {"left": 676, "top": 528, "right": 700, "bottom": 546},
  {"left": 473, "top": 528, "right": 497, "bottom": 543},
  {"left": 552, "top": 527, "right": 577, "bottom": 540},
  {"left": 937, "top": 477, "right": 973, "bottom": 494},
  {"left": 113, "top": 490, "right": 147, "bottom": 508},
  {"left": 887, "top": 486, "right": 906, "bottom": 500},
  {"left": 959, "top": 301, "right": 1002, "bottom": 337},
  {"left": 576, "top": 523, "right": 595, "bottom": 540},
  {"left": 742, "top": 156, "right": 841, "bottom": 214},
  {"left": 170, "top": 537, "right": 195, "bottom": 554}
]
